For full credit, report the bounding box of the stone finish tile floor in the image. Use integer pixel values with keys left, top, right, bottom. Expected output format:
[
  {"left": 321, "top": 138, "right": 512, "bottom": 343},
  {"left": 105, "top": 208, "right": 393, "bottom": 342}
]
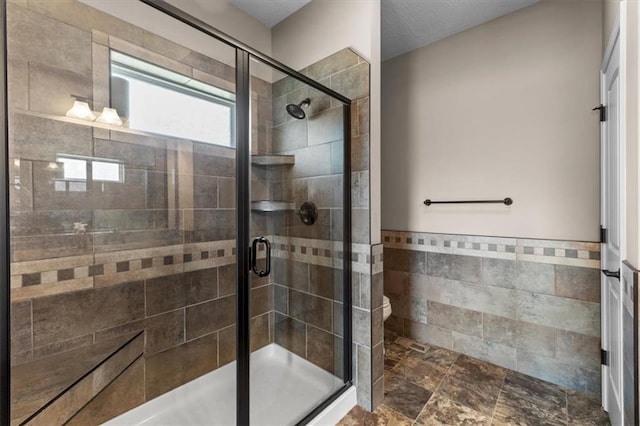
[{"left": 338, "top": 334, "right": 610, "bottom": 426}]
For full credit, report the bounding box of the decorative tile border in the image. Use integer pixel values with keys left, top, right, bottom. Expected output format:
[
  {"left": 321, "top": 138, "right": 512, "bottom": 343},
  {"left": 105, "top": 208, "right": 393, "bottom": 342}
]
[
  {"left": 10, "top": 240, "right": 237, "bottom": 301},
  {"left": 270, "top": 235, "right": 378, "bottom": 274},
  {"left": 382, "top": 230, "right": 600, "bottom": 269},
  {"left": 10, "top": 236, "right": 380, "bottom": 300}
]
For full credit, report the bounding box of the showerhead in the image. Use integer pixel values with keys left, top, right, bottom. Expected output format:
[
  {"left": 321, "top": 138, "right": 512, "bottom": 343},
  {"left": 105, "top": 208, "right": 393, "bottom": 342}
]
[{"left": 286, "top": 98, "right": 310, "bottom": 119}]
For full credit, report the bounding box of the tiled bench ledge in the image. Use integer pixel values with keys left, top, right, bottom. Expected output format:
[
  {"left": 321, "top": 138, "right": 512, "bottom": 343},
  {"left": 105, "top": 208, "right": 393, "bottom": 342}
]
[{"left": 12, "top": 332, "right": 143, "bottom": 426}]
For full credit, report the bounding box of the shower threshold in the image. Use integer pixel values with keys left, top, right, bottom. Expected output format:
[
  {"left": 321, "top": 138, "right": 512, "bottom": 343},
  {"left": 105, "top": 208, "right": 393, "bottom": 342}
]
[{"left": 104, "top": 343, "right": 352, "bottom": 425}]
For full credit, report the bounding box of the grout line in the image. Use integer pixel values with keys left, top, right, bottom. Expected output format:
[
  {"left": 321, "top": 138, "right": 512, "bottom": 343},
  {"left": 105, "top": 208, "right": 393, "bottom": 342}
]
[
  {"left": 182, "top": 308, "right": 186, "bottom": 344},
  {"left": 377, "top": 404, "right": 413, "bottom": 424},
  {"left": 184, "top": 329, "right": 219, "bottom": 345},
  {"left": 409, "top": 346, "right": 460, "bottom": 424},
  {"left": 30, "top": 299, "right": 34, "bottom": 351},
  {"left": 216, "top": 330, "right": 220, "bottom": 369},
  {"left": 215, "top": 267, "right": 220, "bottom": 300},
  {"left": 304, "top": 324, "right": 308, "bottom": 359},
  {"left": 489, "top": 370, "right": 507, "bottom": 425},
  {"left": 26, "top": 61, "right": 31, "bottom": 110},
  {"left": 143, "top": 279, "right": 148, "bottom": 317},
  {"left": 565, "top": 389, "right": 569, "bottom": 425},
  {"left": 143, "top": 350, "right": 146, "bottom": 402}
]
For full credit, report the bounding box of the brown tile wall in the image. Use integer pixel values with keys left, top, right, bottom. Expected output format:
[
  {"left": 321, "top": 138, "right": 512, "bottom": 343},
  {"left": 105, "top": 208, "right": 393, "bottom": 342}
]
[
  {"left": 269, "top": 49, "right": 383, "bottom": 411},
  {"left": 10, "top": 268, "right": 274, "bottom": 423},
  {"left": 268, "top": 238, "right": 383, "bottom": 388},
  {"left": 270, "top": 49, "right": 370, "bottom": 246},
  {"left": 272, "top": 260, "right": 344, "bottom": 377}
]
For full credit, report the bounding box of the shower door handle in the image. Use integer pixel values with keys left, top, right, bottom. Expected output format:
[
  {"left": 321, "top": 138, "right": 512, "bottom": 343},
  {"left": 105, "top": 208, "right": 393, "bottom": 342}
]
[{"left": 251, "top": 236, "right": 271, "bottom": 277}]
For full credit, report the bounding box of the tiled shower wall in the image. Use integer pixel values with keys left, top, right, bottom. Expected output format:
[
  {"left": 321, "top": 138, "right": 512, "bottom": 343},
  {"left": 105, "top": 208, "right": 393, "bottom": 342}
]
[
  {"left": 6, "top": 1, "right": 383, "bottom": 422},
  {"left": 7, "top": 1, "right": 274, "bottom": 423},
  {"left": 269, "top": 49, "right": 384, "bottom": 410},
  {"left": 382, "top": 230, "right": 601, "bottom": 397}
]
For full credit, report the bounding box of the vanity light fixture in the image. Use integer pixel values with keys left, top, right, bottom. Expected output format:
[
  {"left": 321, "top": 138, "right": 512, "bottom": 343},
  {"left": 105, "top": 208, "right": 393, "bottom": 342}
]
[
  {"left": 65, "top": 95, "right": 96, "bottom": 121},
  {"left": 96, "top": 107, "right": 123, "bottom": 126}
]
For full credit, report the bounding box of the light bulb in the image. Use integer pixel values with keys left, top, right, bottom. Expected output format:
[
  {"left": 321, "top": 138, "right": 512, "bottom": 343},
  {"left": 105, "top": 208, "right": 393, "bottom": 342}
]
[
  {"left": 96, "top": 107, "right": 123, "bottom": 126},
  {"left": 65, "top": 100, "right": 96, "bottom": 121}
]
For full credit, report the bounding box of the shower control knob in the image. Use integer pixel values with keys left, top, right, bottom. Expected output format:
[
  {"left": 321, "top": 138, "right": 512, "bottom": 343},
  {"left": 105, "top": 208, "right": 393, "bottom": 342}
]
[{"left": 297, "top": 201, "right": 318, "bottom": 225}]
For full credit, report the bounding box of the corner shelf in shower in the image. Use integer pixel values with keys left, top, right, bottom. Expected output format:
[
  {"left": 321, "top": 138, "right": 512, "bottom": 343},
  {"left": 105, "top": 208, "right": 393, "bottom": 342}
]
[
  {"left": 251, "top": 155, "right": 295, "bottom": 166},
  {"left": 250, "top": 201, "right": 295, "bottom": 212}
]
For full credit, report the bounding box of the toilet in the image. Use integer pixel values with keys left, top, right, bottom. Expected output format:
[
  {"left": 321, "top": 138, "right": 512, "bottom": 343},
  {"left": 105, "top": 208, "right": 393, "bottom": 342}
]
[{"left": 382, "top": 295, "right": 392, "bottom": 321}]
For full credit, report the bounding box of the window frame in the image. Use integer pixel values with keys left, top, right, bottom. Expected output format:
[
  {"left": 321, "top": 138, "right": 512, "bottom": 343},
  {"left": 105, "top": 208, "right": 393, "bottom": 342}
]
[{"left": 109, "top": 49, "right": 236, "bottom": 148}]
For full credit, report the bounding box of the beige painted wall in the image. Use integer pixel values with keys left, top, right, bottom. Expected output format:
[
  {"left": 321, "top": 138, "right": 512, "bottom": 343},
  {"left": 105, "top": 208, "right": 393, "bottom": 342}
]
[
  {"left": 381, "top": 0, "right": 602, "bottom": 241},
  {"left": 273, "top": 0, "right": 382, "bottom": 244}
]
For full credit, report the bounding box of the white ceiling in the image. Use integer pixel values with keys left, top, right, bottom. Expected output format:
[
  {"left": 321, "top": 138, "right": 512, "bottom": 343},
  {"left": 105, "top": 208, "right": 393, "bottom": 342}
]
[
  {"left": 229, "top": 0, "right": 311, "bottom": 28},
  {"left": 229, "top": 0, "right": 539, "bottom": 60},
  {"left": 382, "top": 0, "right": 539, "bottom": 60}
]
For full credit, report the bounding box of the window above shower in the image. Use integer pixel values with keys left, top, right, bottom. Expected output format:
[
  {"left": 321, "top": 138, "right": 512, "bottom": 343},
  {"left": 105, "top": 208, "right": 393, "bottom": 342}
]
[{"left": 110, "top": 51, "right": 236, "bottom": 147}]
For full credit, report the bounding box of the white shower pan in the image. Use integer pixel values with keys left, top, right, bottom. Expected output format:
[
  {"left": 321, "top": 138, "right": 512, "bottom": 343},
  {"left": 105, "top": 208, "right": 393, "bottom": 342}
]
[{"left": 104, "top": 344, "right": 355, "bottom": 426}]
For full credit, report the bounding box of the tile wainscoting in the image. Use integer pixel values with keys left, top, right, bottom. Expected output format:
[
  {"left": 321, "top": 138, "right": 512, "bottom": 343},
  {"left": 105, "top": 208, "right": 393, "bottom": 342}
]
[{"left": 382, "top": 230, "right": 601, "bottom": 397}]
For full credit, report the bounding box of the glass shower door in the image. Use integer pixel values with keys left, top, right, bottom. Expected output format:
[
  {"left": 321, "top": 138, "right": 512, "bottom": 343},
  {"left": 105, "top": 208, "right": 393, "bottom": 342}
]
[
  {"left": 3, "top": 1, "right": 352, "bottom": 424},
  {"left": 5, "top": 1, "right": 240, "bottom": 423},
  {"left": 247, "top": 57, "right": 350, "bottom": 425}
]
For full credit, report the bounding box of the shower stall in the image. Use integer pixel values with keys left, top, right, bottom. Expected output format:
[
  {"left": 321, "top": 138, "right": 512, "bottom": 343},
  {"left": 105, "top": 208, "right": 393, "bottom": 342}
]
[{"left": 0, "top": 0, "right": 353, "bottom": 424}]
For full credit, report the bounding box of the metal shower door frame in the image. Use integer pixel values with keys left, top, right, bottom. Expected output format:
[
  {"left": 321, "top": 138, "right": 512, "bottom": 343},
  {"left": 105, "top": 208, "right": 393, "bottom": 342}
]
[
  {"left": 0, "top": 1, "right": 353, "bottom": 424},
  {"left": 0, "top": 1, "right": 10, "bottom": 424}
]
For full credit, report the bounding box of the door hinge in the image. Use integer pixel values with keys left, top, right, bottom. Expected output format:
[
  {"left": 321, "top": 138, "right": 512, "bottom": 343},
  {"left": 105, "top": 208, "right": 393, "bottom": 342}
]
[
  {"left": 593, "top": 104, "right": 606, "bottom": 122},
  {"left": 600, "top": 226, "right": 608, "bottom": 243},
  {"left": 601, "top": 349, "right": 609, "bottom": 366}
]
